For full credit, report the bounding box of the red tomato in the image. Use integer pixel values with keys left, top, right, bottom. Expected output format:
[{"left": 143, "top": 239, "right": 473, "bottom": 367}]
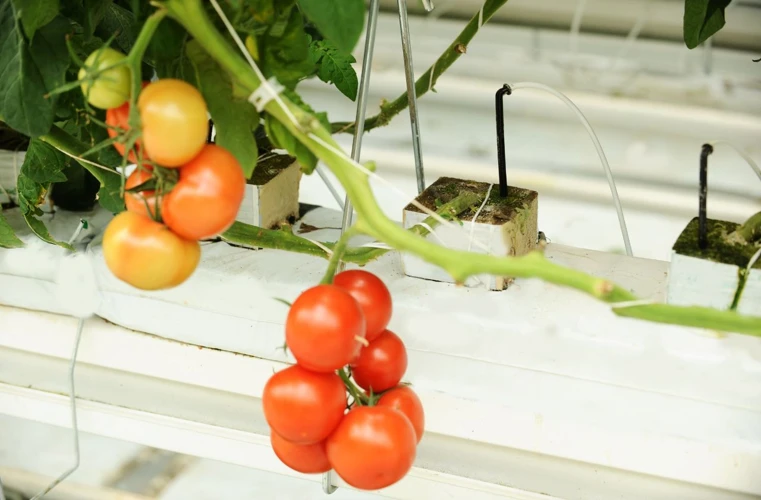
[
  {"left": 124, "top": 166, "right": 157, "bottom": 218},
  {"left": 351, "top": 330, "right": 407, "bottom": 393},
  {"left": 333, "top": 270, "right": 392, "bottom": 342},
  {"left": 106, "top": 82, "right": 149, "bottom": 163},
  {"left": 270, "top": 430, "right": 331, "bottom": 474},
  {"left": 326, "top": 406, "right": 416, "bottom": 490},
  {"left": 262, "top": 365, "right": 346, "bottom": 444},
  {"left": 285, "top": 285, "right": 366, "bottom": 373},
  {"left": 102, "top": 211, "right": 200, "bottom": 290},
  {"left": 377, "top": 386, "right": 425, "bottom": 443},
  {"left": 161, "top": 144, "right": 246, "bottom": 241},
  {"left": 138, "top": 78, "right": 208, "bottom": 167}
]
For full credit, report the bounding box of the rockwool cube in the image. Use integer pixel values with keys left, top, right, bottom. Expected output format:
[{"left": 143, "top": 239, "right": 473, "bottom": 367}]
[
  {"left": 401, "top": 176, "right": 538, "bottom": 291},
  {"left": 236, "top": 154, "right": 302, "bottom": 230},
  {"left": 667, "top": 217, "right": 761, "bottom": 315}
]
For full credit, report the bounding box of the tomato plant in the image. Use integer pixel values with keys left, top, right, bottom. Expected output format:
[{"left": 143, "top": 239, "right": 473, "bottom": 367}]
[
  {"left": 137, "top": 79, "right": 209, "bottom": 167},
  {"left": 102, "top": 211, "right": 200, "bottom": 291},
  {"left": 377, "top": 386, "right": 425, "bottom": 443},
  {"left": 334, "top": 270, "right": 393, "bottom": 342},
  {"left": 106, "top": 82, "right": 150, "bottom": 162},
  {"left": 161, "top": 144, "right": 246, "bottom": 240},
  {"left": 351, "top": 329, "right": 408, "bottom": 393},
  {"left": 326, "top": 406, "right": 417, "bottom": 490},
  {"left": 78, "top": 48, "right": 131, "bottom": 110},
  {"left": 285, "top": 284, "right": 366, "bottom": 373},
  {"left": 262, "top": 365, "right": 347, "bottom": 444},
  {"left": 124, "top": 166, "right": 157, "bottom": 218},
  {"left": 270, "top": 431, "right": 331, "bottom": 474}
]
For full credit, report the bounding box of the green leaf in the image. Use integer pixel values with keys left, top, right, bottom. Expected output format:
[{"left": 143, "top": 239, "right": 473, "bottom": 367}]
[
  {"left": 23, "top": 211, "right": 73, "bottom": 249},
  {"left": 683, "top": 0, "right": 732, "bottom": 49},
  {"left": 296, "top": 0, "right": 364, "bottom": 54},
  {"left": 260, "top": 5, "right": 315, "bottom": 88},
  {"left": 309, "top": 39, "right": 358, "bottom": 101},
  {"left": 11, "top": 0, "right": 59, "bottom": 38},
  {"left": 21, "top": 139, "right": 69, "bottom": 184},
  {"left": 95, "top": 2, "right": 135, "bottom": 53},
  {"left": 0, "top": 212, "right": 24, "bottom": 249},
  {"left": 0, "top": 7, "right": 71, "bottom": 137},
  {"left": 145, "top": 16, "right": 187, "bottom": 78},
  {"left": 186, "top": 40, "right": 259, "bottom": 178}
]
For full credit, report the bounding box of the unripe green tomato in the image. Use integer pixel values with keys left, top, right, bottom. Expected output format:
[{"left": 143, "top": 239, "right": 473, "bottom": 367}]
[{"left": 78, "top": 47, "right": 131, "bottom": 109}]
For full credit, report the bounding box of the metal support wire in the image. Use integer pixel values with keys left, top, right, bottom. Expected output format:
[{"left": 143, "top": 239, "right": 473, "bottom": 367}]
[
  {"left": 398, "top": 0, "right": 427, "bottom": 194},
  {"left": 30, "top": 318, "right": 85, "bottom": 500},
  {"left": 339, "top": 0, "right": 382, "bottom": 239}
]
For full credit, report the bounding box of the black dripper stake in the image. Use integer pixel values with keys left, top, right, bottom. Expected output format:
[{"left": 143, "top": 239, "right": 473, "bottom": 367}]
[
  {"left": 698, "top": 143, "right": 713, "bottom": 250},
  {"left": 495, "top": 84, "right": 512, "bottom": 198}
]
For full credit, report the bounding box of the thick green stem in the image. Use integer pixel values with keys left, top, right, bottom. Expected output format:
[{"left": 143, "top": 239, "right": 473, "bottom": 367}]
[
  {"left": 735, "top": 211, "right": 761, "bottom": 243},
  {"left": 164, "top": 0, "right": 761, "bottom": 336},
  {"left": 332, "top": 0, "right": 509, "bottom": 134}
]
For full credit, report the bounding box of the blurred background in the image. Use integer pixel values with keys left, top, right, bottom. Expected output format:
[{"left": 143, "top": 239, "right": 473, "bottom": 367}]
[{"left": 3, "top": 0, "right": 760, "bottom": 498}]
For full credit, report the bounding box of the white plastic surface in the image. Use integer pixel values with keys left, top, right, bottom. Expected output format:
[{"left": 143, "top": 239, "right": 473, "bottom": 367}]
[{"left": 1, "top": 204, "right": 761, "bottom": 498}]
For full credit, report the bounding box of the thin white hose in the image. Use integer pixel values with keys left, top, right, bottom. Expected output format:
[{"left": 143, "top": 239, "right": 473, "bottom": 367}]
[
  {"left": 708, "top": 140, "right": 761, "bottom": 183},
  {"left": 511, "top": 82, "right": 633, "bottom": 256}
]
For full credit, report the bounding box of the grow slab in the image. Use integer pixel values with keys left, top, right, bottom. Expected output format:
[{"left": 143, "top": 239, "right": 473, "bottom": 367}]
[{"left": 1, "top": 205, "right": 761, "bottom": 499}]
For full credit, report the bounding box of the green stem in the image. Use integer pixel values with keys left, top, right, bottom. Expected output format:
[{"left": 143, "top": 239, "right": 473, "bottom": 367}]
[
  {"left": 321, "top": 227, "right": 357, "bottom": 284},
  {"left": 339, "top": 368, "right": 368, "bottom": 406},
  {"left": 331, "top": 0, "right": 509, "bottom": 134},
  {"left": 125, "top": 9, "right": 167, "bottom": 155},
  {"left": 164, "top": 0, "right": 761, "bottom": 336}
]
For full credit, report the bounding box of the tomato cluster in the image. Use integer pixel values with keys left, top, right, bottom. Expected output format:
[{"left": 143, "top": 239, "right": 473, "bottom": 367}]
[
  {"left": 263, "top": 270, "right": 425, "bottom": 491},
  {"left": 80, "top": 49, "right": 246, "bottom": 291}
]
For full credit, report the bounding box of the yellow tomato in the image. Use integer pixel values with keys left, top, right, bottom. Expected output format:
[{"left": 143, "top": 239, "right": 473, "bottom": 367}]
[
  {"left": 102, "top": 211, "right": 200, "bottom": 290},
  {"left": 137, "top": 79, "right": 209, "bottom": 167}
]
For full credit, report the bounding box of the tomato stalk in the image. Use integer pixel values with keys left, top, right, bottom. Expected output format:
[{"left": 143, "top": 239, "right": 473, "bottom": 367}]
[
  {"left": 160, "top": 0, "right": 761, "bottom": 336},
  {"left": 339, "top": 368, "right": 369, "bottom": 406},
  {"left": 320, "top": 227, "right": 358, "bottom": 285}
]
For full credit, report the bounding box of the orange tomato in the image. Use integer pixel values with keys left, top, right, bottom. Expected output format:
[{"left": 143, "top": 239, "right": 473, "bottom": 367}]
[
  {"left": 161, "top": 144, "right": 246, "bottom": 240},
  {"left": 326, "top": 406, "right": 417, "bottom": 490},
  {"left": 102, "top": 211, "right": 200, "bottom": 290},
  {"left": 138, "top": 79, "right": 208, "bottom": 167}
]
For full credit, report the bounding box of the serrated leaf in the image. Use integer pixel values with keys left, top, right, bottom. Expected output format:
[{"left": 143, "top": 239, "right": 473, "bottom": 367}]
[
  {"left": 11, "top": 0, "right": 59, "bottom": 38},
  {"left": 21, "top": 139, "right": 69, "bottom": 184},
  {"left": 0, "top": 211, "right": 24, "bottom": 248},
  {"left": 309, "top": 39, "right": 358, "bottom": 101},
  {"left": 186, "top": 40, "right": 259, "bottom": 178},
  {"left": 683, "top": 0, "right": 732, "bottom": 49},
  {"left": 0, "top": 7, "right": 71, "bottom": 137},
  {"left": 261, "top": 6, "right": 315, "bottom": 88},
  {"left": 23, "top": 211, "right": 72, "bottom": 249},
  {"left": 297, "top": 0, "right": 364, "bottom": 54}
]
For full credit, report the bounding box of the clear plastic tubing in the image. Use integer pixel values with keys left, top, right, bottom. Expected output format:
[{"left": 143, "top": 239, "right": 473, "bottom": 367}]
[{"left": 510, "top": 82, "right": 634, "bottom": 257}]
